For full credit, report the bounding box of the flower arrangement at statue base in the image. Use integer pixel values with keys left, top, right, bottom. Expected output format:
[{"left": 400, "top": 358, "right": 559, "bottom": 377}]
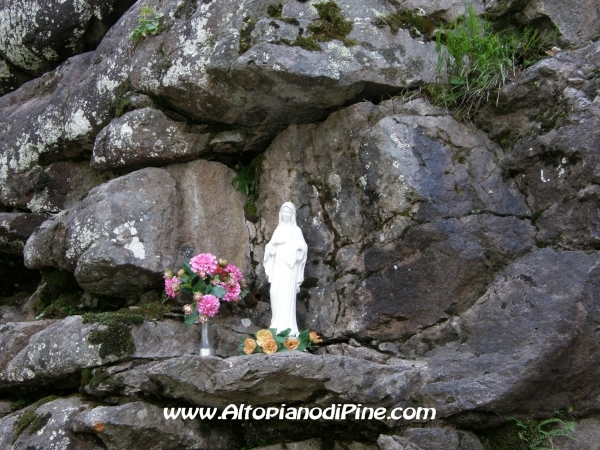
[
  {"left": 240, "top": 328, "right": 323, "bottom": 355},
  {"left": 164, "top": 253, "right": 248, "bottom": 326}
]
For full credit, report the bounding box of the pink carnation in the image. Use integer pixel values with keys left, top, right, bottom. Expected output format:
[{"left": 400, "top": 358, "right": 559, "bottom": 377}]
[
  {"left": 221, "top": 282, "right": 241, "bottom": 302},
  {"left": 189, "top": 253, "right": 218, "bottom": 277},
  {"left": 164, "top": 277, "right": 181, "bottom": 298},
  {"left": 197, "top": 294, "right": 220, "bottom": 317},
  {"left": 224, "top": 263, "right": 244, "bottom": 282}
]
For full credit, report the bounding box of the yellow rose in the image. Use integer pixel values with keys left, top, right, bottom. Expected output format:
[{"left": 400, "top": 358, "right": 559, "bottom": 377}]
[
  {"left": 309, "top": 331, "right": 322, "bottom": 344},
  {"left": 256, "top": 329, "right": 274, "bottom": 347},
  {"left": 243, "top": 338, "right": 257, "bottom": 355},
  {"left": 284, "top": 338, "right": 300, "bottom": 350},
  {"left": 262, "top": 338, "right": 278, "bottom": 355}
]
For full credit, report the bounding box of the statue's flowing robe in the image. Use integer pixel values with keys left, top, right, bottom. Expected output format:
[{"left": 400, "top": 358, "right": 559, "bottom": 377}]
[{"left": 264, "top": 211, "right": 307, "bottom": 336}]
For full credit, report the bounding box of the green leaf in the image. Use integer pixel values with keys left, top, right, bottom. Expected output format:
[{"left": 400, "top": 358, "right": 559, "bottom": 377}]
[
  {"left": 193, "top": 278, "right": 207, "bottom": 293},
  {"left": 450, "top": 76, "right": 466, "bottom": 85},
  {"left": 277, "top": 328, "right": 291, "bottom": 338},
  {"left": 211, "top": 285, "right": 227, "bottom": 299},
  {"left": 183, "top": 260, "right": 194, "bottom": 276},
  {"left": 181, "top": 286, "right": 192, "bottom": 295},
  {"left": 298, "top": 329, "right": 310, "bottom": 341},
  {"left": 298, "top": 341, "right": 309, "bottom": 351},
  {"left": 184, "top": 309, "right": 199, "bottom": 327}
]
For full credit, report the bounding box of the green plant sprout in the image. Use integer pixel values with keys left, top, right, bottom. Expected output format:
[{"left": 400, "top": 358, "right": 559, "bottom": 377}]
[
  {"left": 232, "top": 162, "right": 261, "bottom": 219},
  {"left": 232, "top": 164, "right": 257, "bottom": 198},
  {"left": 431, "top": 5, "right": 547, "bottom": 120},
  {"left": 510, "top": 415, "right": 576, "bottom": 449},
  {"left": 130, "top": 5, "right": 164, "bottom": 40}
]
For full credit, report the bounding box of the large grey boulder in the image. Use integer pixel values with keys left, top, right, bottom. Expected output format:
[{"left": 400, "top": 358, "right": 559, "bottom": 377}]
[
  {"left": 411, "top": 248, "right": 600, "bottom": 417},
  {"left": 133, "top": 352, "right": 422, "bottom": 409},
  {"left": 7, "top": 397, "right": 101, "bottom": 450},
  {"left": 1, "top": 316, "right": 110, "bottom": 386},
  {"left": 0, "top": 320, "right": 54, "bottom": 376},
  {"left": 255, "top": 98, "right": 533, "bottom": 340},
  {"left": 0, "top": 315, "right": 200, "bottom": 387},
  {"left": 24, "top": 167, "right": 178, "bottom": 295},
  {"left": 128, "top": 0, "right": 440, "bottom": 126},
  {"left": 92, "top": 108, "right": 211, "bottom": 170},
  {"left": 71, "top": 401, "right": 230, "bottom": 450},
  {"left": 478, "top": 42, "right": 600, "bottom": 251},
  {"left": 24, "top": 160, "right": 248, "bottom": 297},
  {"left": 162, "top": 159, "right": 250, "bottom": 273},
  {"left": 0, "top": 53, "right": 96, "bottom": 210},
  {"left": 0, "top": 0, "right": 135, "bottom": 77}
]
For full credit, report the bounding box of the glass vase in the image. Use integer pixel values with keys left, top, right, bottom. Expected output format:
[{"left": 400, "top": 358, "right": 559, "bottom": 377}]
[{"left": 197, "top": 320, "right": 215, "bottom": 357}]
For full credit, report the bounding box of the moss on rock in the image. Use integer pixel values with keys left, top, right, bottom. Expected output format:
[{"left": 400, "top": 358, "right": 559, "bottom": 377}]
[
  {"left": 374, "top": 10, "right": 437, "bottom": 37},
  {"left": 239, "top": 17, "right": 257, "bottom": 54},
  {"left": 129, "top": 302, "right": 172, "bottom": 321},
  {"left": 12, "top": 396, "right": 59, "bottom": 443},
  {"left": 281, "top": 0, "right": 356, "bottom": 51},
  {"left": 83, "top": 312, "right": 143, "bottom": 359},
  {"left": 267, "top": 3, "right": 300, "bottom": 25}
]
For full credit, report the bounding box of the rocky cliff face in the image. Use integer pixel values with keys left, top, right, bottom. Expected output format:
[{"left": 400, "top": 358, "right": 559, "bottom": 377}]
[{"left": 1, "top": 0, "right": 599, "bottom": 449}]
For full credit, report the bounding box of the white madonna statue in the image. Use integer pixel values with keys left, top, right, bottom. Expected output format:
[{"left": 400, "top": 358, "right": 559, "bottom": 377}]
[{"left": 264, "top": 202, "right": 307, "bottom": 336}]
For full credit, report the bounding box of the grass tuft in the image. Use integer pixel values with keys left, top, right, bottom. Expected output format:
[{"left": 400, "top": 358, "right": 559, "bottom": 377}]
[{"left": 430, "top": 5, "right": 547, "bottom": 120}]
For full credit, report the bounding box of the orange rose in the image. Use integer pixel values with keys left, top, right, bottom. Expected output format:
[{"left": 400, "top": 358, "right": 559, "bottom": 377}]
[
  {"left": 262, "top": 338, "right": 278, "bottom": 354},
  {"left": 243, "top": 338, "right": 257, "bottom": 355},
  {"left": 309, "top": 331, "right": 322, "bottom": 344},
  {"left": 284, "top": 338, "right": 300, "bottom": 350},
  {"left": 256, "top": 329, "right": 274, "bottom": 347}
]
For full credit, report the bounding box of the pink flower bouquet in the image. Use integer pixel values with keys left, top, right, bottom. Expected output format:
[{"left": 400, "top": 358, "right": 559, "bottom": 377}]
[{"left": 164, "top": 253, "right": 248, "bottom": 326}]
